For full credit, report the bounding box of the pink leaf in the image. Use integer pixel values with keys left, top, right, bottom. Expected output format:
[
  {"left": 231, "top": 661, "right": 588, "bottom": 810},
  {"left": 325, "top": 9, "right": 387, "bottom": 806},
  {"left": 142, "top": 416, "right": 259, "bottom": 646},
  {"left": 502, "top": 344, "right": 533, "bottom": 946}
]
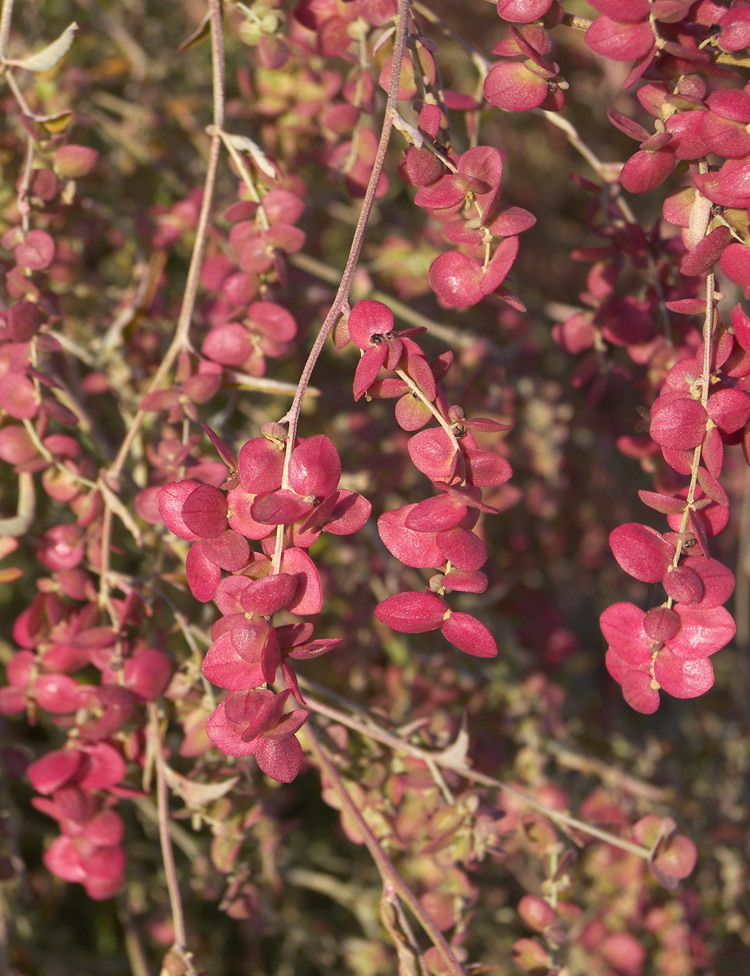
[
  {"left": 124, "top": 649, "right": 172, "bottom": 702},
  {"left": 484, "top": 61, "right": 550, "bottom": 112},
  {"left": 707, "top": 387, "right": 750, "bottom": 433},
  {"left": 667, "top": 605, "right": 735, "bottom": 659},
  {"left": 437, "top": 527, "right": 488, "bottom": 572},
  {"left": 405, "top": 494, "right": 468, "bottom": 532},
  {"left": 681, "top": 556, "right": 735, "bottom": 609},
  {"left": 348, "top": 300, "right": 394, "bottom": 349},
  {"left": 600, "top": 602, "right": 651, "bottom": 665},
  {"left": 378, "top": 505, "right": 445, "bottom": 568},
  {"left": 16, "top": 229, "right": 55, "bottom": 270},
  {"left": 408, "top": 428, "right": 457, "bottom": 482},
  {"left": 254, "top": 734, "right": 304, "bottom": 783},
  {"left": 186, "top": 543, "right": 222, "bottom": 602},
  {"left": 205, "top": 702, "right": 258, "bottom": 756},
  {"left": 251, "top": 488, "right": 314, "bottom": 524},
  {"left": 654, "top": 648, "right": 715, "bottom": 699},
  {"left": 353, "top": 345, "right": 388, "bottom": 400},
  {"left": 440, "top": 612, "right": 497, "bottom": 657},
  {"left": 202, "top": 632, "right": 265, "bottom": 690},
  {"left": 240, "top": 573, "right": 298, "bottom": 615},
  {"left": 289, "top": 435, "right": 341, "bottom": 498},
  {"left": 281, "top": 548, "right": 323, "bottom": 615},
  {"left": 237, "top": 437, "right": 284, "bottom": 493},
  {"left": 374, "top": 591, "right": 446, "bottom": 633},
  {"left": 586, "top": 17, "right": 655, "bottom": 61},
  {"left": 28, "top": 749, "right": 86, "bottom": 795},
  {"left": 463, "top": 449, "right": 513, "bottom": 487},
  {"left": 158, "top": 481, "right": 204, "bottom": 541},
  {"left": 181, "top": 484, "right": 228, "bottom": 539},
  {"left": 609, "top": 523, "right": 674, "bottom": 583},
  {"left": 650, "top": 395, "right": 707, "bottom": 450},
  {"left": 621, "top": 668, "right": 661, "bottom": 714},
  {"left": 428, "top": 251, "right": 484, "bottom": 307},
  {"left": 323, "top": 490, "right": 372, "bottom": 535},
  {"left": 201, "top": 530, "right": 251, "bottom": 572}
]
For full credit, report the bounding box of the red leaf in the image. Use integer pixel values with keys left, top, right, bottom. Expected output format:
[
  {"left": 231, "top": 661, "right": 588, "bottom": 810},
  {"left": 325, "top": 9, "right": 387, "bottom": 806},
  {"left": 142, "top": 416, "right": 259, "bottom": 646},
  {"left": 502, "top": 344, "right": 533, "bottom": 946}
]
[
  {"left": 28, "top": 749, "right": 87, "bottom": 795},
  {"left": 251, "top": 488, "right": 314, "bottom": 524},
  {"left": 374, "top": 591, "right": 446, "bottom": 633},
  {"left": 650, "top": 395, "right": 707, "bottom": 450},
  {"left": 437, "top": 527, "right": 488, "bottom": 572},
  {"left": 181, "top": 484, "right": 228, "bottom": 539},
  {"left": 463, "top": 449, "right": 513, "bottom": 487},
  {"left": 680, "top": 225, "right": 731, "bottom": 276},
  {"left": 201, "top": 530, "right": 251, "bottom": 572},
  {"left": 405, "top": 494, "right": 467, "bottom": 532},
  {"left": 620, "top": 148, "right": 674, "bottom": 194},
  {"left": 0, "top": 373, "right": 38, "bottom": 419},
  {"left": 186, "top": 543, "right": 222, "bottom": 602},
  {"left": 237, "top": 437, "right": 284, "bottom": 493},
  {"left": 79, "top": 743, "right": 127, "bottom": 791},
  {"left": 158, "top": 481, "right": 204, "bottom": 541},
  {"left": 441, "top": 569, "right": 489, "bottom": 593},
  {"left": 323, "top": 490, "right": 372, "bottom": 535},
  {"left": 254, "top": 734, "right": 304, "bottom": 783},
  {"left": 348, "top": 300, "right": 394, "bottom": 349},
  {"left": 653, "top": 649, "right": 715, "bottom": 698},
  {"left": 16, "top": 229, "right": 55, "bottom": 270},
  {"left": 205, "top": 702, "right": 258, "bottom": 756},
  {"left": 720, "top": 241, "right": 750, "bottom": 291},
  {"left": 600, "top": 602, "right": 651, "bottom": 665},
  {"left": 408, "top": 428, "right": 457, "bottom": 482},
  {"left": 281, "top": 548, "right": 323, "bottom": 615},
  {"left": 663, "top": 564, "right": 704, "bottom": 604},
  {"left": 289, "top": 435, "right": 341, "bottom": 498},
  {"left": 681, "top": 556, "right": 734, "bottom": 609},
  {"left": 353, "top": 344, "right": 388, "bottom": 400},
  {"left": 484, "top": 61, "right": 550, "bottom": 112},
  {"left": 124, "top": 649, "right": 172, "bottom": 702},
  {"left": 202, "top": 632, "right": 265, "bottom": 690},
  {"left": 440, "top": 612, "right": 497, "bottom": 657},
  {"left": 620, "top": 667, "right": 661, "bottom": 714},
  {"left": 240, "top": 573, "right": 298, "bottom": 615},
  {"left": 378, "top": 505, "right": 445, "bottom": 568},
  {"left": 586, "top": 17, "right": 655, "bottom": 61},
  {"left": 496, "top": 0, "right": 555, "bottom": 23},
  {"left": 667, "top": 605, "right": 735, "bottom": 659},
  {"left": 609, "top": 523, "right": 674, "bottom": 583},
  {"left": 428, "top": 251, "right": 484, "bottom": 308},
  {"left": 706, "top": 387, "right": 750, "bottom": 432}
]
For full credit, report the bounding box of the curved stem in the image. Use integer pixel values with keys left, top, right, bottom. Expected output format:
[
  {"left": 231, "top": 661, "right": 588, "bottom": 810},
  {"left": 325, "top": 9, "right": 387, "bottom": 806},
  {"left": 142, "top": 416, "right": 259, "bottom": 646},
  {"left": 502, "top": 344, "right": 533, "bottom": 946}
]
[
  {"left": 300, "top": 685, "right": 653, "bottom": 861},
  {"left": 302, "top": 719, "right": 467, "bottom": 976},
  {"left": 271, "top": 0, "right": 412, "bottom": 574}
]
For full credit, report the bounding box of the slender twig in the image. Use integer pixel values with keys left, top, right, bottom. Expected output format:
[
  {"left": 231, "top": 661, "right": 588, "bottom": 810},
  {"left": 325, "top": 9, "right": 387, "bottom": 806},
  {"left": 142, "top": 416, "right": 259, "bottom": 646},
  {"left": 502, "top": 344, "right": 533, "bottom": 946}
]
[
  {"left": 148, "top": 705, "right": 198, "bottom": 975},
  {"left": 289, "top": 251, "right": 514, "bottom": 358},
  {"left": 271, "top": 0, "right": 412, "bottom": 574},
  {"left": 0, "top": 0, "right": 14, "bottom": 58},
  {"left": 301, "top": 687, "right": 653, "bottom": 860},
  {"left": 302, "top": 720, "right": 468, "bottom": 976},
  {"left": 107, "top": 0, "right": 225, "bottom": 485}
]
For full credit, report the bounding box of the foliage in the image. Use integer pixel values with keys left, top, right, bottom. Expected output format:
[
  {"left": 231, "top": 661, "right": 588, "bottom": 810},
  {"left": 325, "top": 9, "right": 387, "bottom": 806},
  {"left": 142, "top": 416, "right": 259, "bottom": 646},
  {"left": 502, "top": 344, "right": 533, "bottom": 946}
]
[{"left": 1, "top": 0, "right": 750, "bottom": 973}]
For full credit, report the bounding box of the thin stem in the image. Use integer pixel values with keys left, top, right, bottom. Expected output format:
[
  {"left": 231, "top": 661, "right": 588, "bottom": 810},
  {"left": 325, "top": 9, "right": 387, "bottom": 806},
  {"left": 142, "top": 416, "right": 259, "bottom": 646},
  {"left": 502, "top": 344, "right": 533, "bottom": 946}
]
[
  {"left": 394, "top": 366, "right": 462, "bottom": 457},
  {"left": 271, "top": 0, "right": 411, "bottom": 573},
  {"left": 0, "top": 0, "right": 14, "bottom": 58},
  {"left": 540, "top": 110, "right": 673, "bottom": 345},
  {"left": 302, "top": 720, "right": 467, "bottom": 976},
  {"left": 107, "top": 0, "right": 225, "bottom": 484},
  {"left": 667, "top": 271, "right": 715, "bottom": 574},
  {"left": 148, "top": 705, "right": 198, "bottom": 974},
  {"left": 300, "top": 686, "right": 653, "bottom": 861},
  {"left": 290, "top": 251, "right": 513, "bottom": 358}
]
